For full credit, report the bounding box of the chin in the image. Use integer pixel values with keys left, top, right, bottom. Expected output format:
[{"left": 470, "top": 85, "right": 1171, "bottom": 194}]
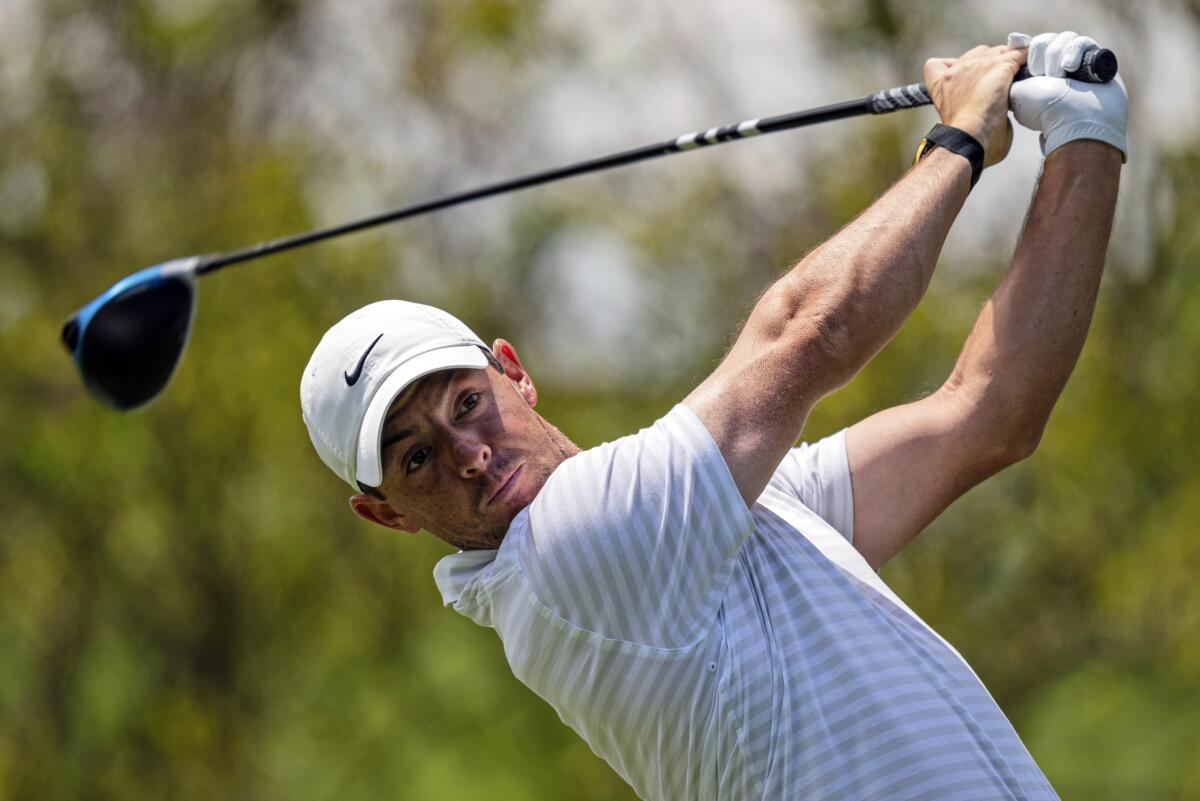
[
  {"left": 442, "top": 516, "right": 514, "bottom": 551},
  {"left": 447, "top": 463, "right": 553, "bottom": 550}
]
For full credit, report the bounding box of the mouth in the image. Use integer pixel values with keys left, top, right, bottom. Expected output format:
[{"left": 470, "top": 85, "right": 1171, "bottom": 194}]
[{"left": 486, "top": 464, "right": 523, "bottom": 507}]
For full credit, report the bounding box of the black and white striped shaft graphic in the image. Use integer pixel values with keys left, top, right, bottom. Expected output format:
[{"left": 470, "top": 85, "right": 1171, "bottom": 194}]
[
  {"left": 868, "top": 83, "right": 934, "bottom": 114},
  {"left": 180, "top": 47, "right": 1111, "bottom": 276}
]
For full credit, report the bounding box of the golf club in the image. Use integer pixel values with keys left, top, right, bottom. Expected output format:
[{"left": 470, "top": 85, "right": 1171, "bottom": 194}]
[{"left": 62, "top": 48, "right": 1117, "bottom": 410}]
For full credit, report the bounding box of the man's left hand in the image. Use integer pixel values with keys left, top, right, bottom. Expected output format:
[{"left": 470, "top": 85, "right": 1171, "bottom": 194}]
[
  {"left": 1007, "top": 31, "right": 1129, "bottom": 160},
  {"left": 923, "top": 43, "right": 1027, "bottom": 167}
]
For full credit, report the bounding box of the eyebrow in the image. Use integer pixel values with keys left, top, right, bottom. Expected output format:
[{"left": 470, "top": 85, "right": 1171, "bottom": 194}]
[
  {"left": 381, "top": 426, "right": 417, "bottom": 453},
  {"left": 379, "top": 372, "right": 458, "bottom": 454}
]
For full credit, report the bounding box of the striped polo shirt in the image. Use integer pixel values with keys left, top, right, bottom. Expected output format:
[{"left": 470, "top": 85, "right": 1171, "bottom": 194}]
[{"left": 433, "top": 404, "right": 1059, "bottom": 800}]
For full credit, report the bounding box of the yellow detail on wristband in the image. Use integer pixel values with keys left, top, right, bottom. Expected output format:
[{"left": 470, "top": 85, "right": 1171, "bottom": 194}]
[{"left": 913, "top": 138, "right": 936, "bottom": 165}]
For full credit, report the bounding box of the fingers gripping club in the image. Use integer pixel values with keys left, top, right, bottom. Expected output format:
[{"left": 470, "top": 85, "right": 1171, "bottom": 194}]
[{"left": 869, "top": 40, "right": 1116, "bottom": 114}]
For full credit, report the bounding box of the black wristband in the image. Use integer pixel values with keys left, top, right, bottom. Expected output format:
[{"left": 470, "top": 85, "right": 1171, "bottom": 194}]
[{"left": 914, "top": 123, "right": 985, "bottom": 188}]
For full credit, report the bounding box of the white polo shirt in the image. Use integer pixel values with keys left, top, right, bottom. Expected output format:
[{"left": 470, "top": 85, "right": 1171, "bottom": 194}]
[{"left": 433, "top": 405, "right": 1060, "bottom": 800}]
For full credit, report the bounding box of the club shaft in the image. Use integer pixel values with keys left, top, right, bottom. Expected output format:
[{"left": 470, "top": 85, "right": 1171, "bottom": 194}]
[
  {"left": 153, "top": 47, "right": 1126, "bottom": 276},
  {"left": 194, "top": 93, "right": 915, "bottom": 275}
]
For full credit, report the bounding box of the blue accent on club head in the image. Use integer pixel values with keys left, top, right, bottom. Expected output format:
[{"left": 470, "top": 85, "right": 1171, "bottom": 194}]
[
  {"left": 64, "top": 257, "right": 199, "bottom": 410},
  {"left": 69, "top": 264, "right": 172, "bottom": 360}
]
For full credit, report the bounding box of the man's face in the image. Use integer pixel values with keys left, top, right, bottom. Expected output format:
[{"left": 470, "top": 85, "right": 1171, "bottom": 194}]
[{"left": 355, "top": 342, "right": 576, "bottom": 550}]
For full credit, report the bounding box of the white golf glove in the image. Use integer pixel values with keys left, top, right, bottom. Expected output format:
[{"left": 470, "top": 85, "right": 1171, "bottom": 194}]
[{"left": 1006, "top": 31, "right": 1128, "bottom": 160}]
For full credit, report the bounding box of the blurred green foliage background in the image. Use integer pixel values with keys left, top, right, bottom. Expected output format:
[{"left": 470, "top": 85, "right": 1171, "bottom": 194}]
[{"left": 2, "top": 0, "right": 1199, "bottom": 798}]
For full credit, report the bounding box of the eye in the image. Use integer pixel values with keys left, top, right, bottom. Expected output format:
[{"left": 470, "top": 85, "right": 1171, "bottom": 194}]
[
  {"left": 459, "top": 392, "right": 480, "bottom": 416},
  {"left": 406, "top": 447, "right": 429, "bottom": 474}
]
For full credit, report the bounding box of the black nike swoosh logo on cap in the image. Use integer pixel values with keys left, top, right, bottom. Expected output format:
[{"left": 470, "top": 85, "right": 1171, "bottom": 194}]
[{"left": 344, "top": 333, "right": 384, "bottom": 386}]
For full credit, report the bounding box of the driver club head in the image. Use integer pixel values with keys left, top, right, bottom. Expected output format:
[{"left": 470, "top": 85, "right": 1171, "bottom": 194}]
[{"left": 61, "top": 257, "right": 200, "bottom": 410}]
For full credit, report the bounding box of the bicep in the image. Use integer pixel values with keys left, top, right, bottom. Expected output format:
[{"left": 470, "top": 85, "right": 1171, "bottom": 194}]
[
  {"left": 845, "top": 389, "right": 1017, "bottom": 569},
  {"left": 683, "top": 356, "right": 810, "bottom": 507},
  {"left": 683, "top": 284, "right": 839, "bottom": 506}
]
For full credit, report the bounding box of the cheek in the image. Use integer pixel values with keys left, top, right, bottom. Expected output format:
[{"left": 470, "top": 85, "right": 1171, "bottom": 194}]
[
  {"left": 494, "top": 396, "right": 539, "bottom": 441},
  {"left": 395, "top": 472, "right": 475, "bottom": 522}
]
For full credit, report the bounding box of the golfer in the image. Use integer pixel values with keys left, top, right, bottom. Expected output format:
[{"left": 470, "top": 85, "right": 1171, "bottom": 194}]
[{"left": 300, "top": 32, "right": 1126, "bottom": 800}]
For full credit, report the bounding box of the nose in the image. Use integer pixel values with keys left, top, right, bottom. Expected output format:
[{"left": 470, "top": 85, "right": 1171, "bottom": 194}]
[{"left": 452, "top": 435, "right": 491, "bottom": 479}]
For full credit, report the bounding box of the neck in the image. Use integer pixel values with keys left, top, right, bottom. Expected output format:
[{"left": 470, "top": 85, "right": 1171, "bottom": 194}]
[{"left": 536, "top": 413, "right": 580, "bottom": 465}]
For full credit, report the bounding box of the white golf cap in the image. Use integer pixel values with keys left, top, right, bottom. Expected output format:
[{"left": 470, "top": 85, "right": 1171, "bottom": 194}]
[{"left": 300, "top": 300, "right": 490, "bottom": 489}]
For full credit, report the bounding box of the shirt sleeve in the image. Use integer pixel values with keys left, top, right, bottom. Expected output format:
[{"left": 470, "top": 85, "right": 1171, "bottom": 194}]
[
  {"left": 518, "top": 404, "right": 754, "bottom": 649},
  {"left": 767, "top": 429, "right": 855, "bottom": 543}
]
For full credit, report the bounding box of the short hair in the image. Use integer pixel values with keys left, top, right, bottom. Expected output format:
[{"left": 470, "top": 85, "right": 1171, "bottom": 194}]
[{"left": 358, "top": 480, "right": 386, "bottom": 500}]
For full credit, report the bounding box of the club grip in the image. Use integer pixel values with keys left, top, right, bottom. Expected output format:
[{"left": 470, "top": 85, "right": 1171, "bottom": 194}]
[
  {"left": 869, "top": 83, "right": 933, "bottom": 114},
  {"left": 1015, "top": 47, "right": 1118, "bottom": 83}
]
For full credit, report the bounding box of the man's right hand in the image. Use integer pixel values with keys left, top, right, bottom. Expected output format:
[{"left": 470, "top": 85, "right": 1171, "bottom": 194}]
[{"left": 924, "top": 44, "right": 1027, "bottom": 167}]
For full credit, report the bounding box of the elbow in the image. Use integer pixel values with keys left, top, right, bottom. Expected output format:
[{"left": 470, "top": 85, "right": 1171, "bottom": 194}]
[
  {"left": 985, "top": 386, "right": 1053, "bottom": 464},
  {"left": 794, "top": 308, "right": 865, "bottom": 396},
  {"left": 940, "top": 376, "right": 1048, "bottom": 468},
  {"left": 813, "top": 305, "right": 861, "bottom": 383},
  {"left": 1003, "top": 415, "right": 1048, "bottom": 464},
  {"left": 1000, "top": 421, "right": 1044, "bottom": 465},
  {"left": 757, "top": 278, "right": 864, "bottom": 393},
  {"left": 956, "top": 412, "right": 1044, "bottom": 480}
]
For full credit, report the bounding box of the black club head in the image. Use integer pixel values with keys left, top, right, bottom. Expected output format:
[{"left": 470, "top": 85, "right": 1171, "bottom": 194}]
[{"left": 64, "top": 258, "right": 199, "bottom": 410}]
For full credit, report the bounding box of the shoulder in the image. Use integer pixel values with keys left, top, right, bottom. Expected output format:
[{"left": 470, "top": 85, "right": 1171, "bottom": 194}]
[
  {"left": 529, "top": 404, "right": 742, "bottom": 533},
  {"left": 512, "top": 404, "right": 754, "bottom": 647}
]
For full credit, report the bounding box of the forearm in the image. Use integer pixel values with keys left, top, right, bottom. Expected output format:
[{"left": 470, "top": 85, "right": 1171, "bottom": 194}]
[
  {"left": 686, "top": 44, "right": 1026, "bottom": 505},
  {"left": 750, "top": 147, "right": 971, "bottom": 393},
  {"left": 946, "top": 140, "right": 1122, "bottom": 448}
]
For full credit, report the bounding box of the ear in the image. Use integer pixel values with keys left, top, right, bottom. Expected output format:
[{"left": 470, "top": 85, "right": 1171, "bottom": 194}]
[
  {"left": 349, "top": 493, "right": 421, "bottom": 534},
  {"left": 491, "top": 338, "right": 537, "bottom": 407}
]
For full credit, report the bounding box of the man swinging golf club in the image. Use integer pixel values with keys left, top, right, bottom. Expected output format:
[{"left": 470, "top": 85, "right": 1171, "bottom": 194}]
[{"left": 300, "top": 31, "right": 1126, "bottom": 800}]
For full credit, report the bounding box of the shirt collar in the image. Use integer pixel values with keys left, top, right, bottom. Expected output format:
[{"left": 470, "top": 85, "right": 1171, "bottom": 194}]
[
  {"left": 432, "top": 547, "right": 498, "bottom": 607},
  {"left": 431, "top": 505, "right": 534, "bottom": 609}
]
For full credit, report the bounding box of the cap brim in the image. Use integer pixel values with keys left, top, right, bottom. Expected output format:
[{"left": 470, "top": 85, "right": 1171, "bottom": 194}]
[{"left": 354, "top": 343, "right": 490, "bottom": 488}]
